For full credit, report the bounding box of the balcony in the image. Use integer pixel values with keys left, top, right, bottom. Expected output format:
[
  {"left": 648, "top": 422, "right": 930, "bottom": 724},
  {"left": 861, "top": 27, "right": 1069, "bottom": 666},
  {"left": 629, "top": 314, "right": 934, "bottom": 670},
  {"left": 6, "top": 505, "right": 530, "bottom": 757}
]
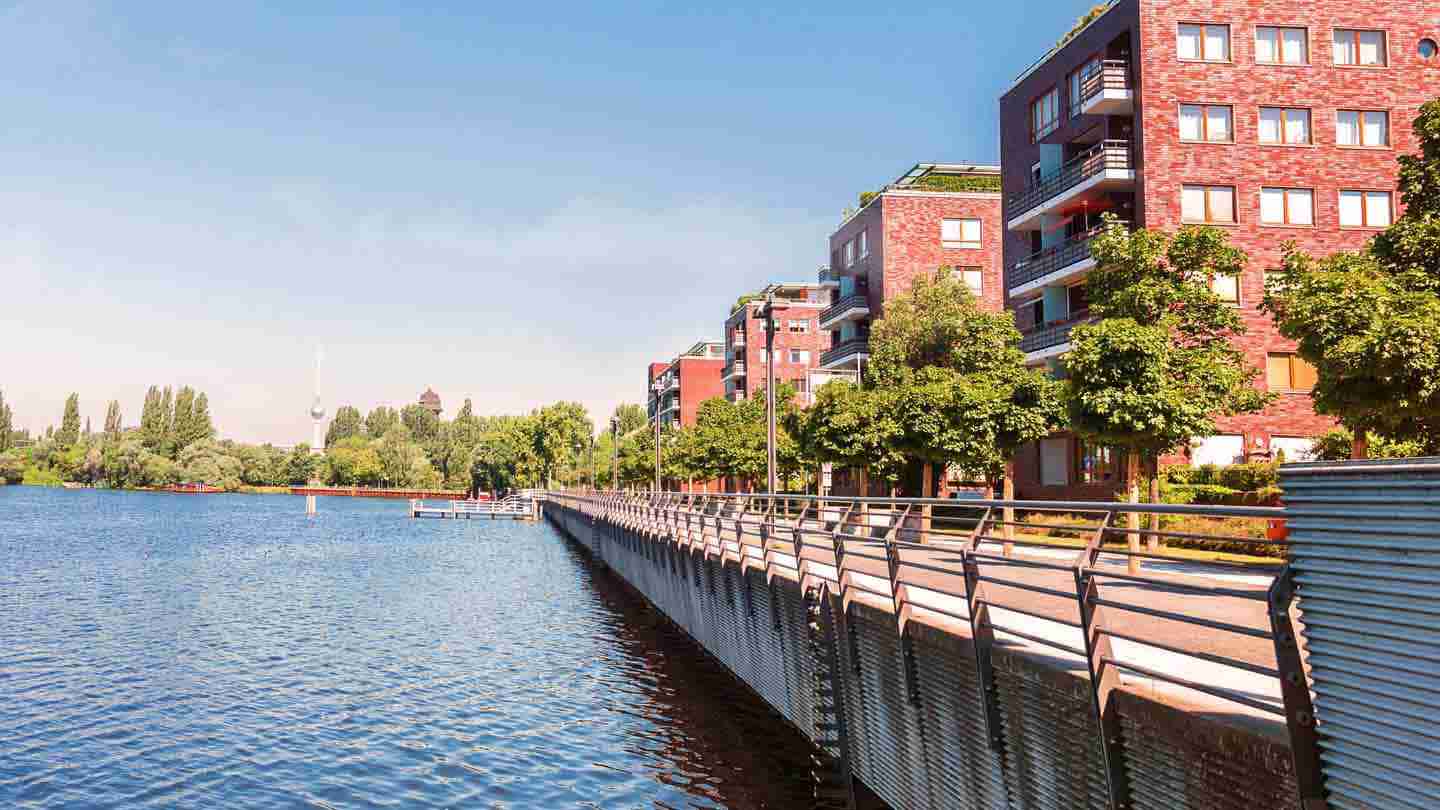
[
  {"left": 817, "top": 293, "right": 871, "bottom": 330},
  {"left": 1079, "top": 60, "right": 1132, "bottom": 116},
  {"left": 819, "top": 337, "right": 871, "bottom": 370},
  {"left": 818, "top": 267, "right": 841, "bottom": 288},
  {"left": 1006, "top": 140, "right": 1134, "bottom": 231},
  {"left": 1020, "top": 311, "right": 1090, "bottom": 363},
  {"left": 723, "top": 361, "right": 746, "bottom": 381},
  {"left": 1007, "top": 221, "right": 1128, "bottom": 296}
]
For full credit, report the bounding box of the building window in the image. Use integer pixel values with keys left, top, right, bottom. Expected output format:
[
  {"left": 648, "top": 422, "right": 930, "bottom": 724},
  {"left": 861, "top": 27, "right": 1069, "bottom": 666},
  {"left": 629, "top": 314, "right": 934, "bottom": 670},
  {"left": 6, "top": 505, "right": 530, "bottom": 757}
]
[
  {"left": 960, "top": 268, "right": 983, "bottom": 297},
  {"left": 794, "top": 377, "right": 809, "bottom": 393},
  {"left": 1260, "top": 187, "right": 1314, "bottom": 226},
  {"left": 1336, "top": 110, "right": 1389, "bottom": 147},
  {"left": 1076, "top": 441, "right": 1123, "bottom": 485},
  {"left": 1339, "top": 190, "right": 1393, "bottom": 228},
  {"left": 1255, "top": 26, "right": 1307, "bottom": 64},
  {"left": 1258, "top": 107, "right": 1311, "bottom": 144},
  {"left": 1178, "top": 23, "right": 1230, "bottom": 62},
  {"left": 857, "top": 229, "right": 868, "bottom": 257},
  {"left": 1421, "top": 38, "right": 1438, "bottom": 59},
  {"left": 1211, "top": 272, "right": 1241, "bottom": 303},
  {"left": 1031, "top": 87, "right": 1060, "bottom": 141},
  {"left": 941, "top": 218, "right": 982, "bottom": 248},
  {"left": 1024, "top": 298, "right": 1044, "bottom": 328},
  {"left": 1181, "top": 185, "right": 1236, "bottom": 224},
  {"left": 1179, "top": 104, "right": 1233, "bottom": 142},
  {"left": 788, "top": 349, "right": 810, "bottom": 364},
  {"left": 1334, "top": 29, "right": 1386, "bottom": 66},
  {"left": 1267, "top": 353, "right": 1318, "bottom": 391},
  {"left": 788, "top": 319, "right": 809, "bottom": 333},
  {"left": 843, "top": 239, "right": 855, "bottom": 266},
  {"left": 1039, "top": 438, "right": 1070, "bottom": 486},
  {"left": 1068, "top": 56, "right": 1100, "bottom": 117}
]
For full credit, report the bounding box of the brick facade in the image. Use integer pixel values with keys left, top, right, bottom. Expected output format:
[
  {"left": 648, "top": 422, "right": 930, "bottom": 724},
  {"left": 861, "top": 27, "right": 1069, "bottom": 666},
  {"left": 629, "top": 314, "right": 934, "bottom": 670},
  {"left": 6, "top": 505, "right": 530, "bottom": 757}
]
[
  {"left": 1000, "top": 0, "right": 1436, "bottom": 498},
  {"left": 646, "top": 344, "right": 724, "bottom": 430},
  {"left": 723, "top": 284, "right": 831, "bottom": 405}
]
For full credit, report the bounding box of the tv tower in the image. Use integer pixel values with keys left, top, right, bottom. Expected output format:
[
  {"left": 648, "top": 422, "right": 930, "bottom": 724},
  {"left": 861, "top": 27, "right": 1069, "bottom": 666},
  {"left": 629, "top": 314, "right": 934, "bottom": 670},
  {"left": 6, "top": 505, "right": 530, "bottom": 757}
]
[{"left": 307, "top": 346, "right": 326, "bottom": 515}]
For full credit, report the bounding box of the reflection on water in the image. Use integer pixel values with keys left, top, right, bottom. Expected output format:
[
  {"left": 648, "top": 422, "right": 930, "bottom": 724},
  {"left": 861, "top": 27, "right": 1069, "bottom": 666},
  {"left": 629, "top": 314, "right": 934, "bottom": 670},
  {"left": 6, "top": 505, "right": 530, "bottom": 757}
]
[{"left": 0, "top": 488, "right": 824, "bottom": 808}]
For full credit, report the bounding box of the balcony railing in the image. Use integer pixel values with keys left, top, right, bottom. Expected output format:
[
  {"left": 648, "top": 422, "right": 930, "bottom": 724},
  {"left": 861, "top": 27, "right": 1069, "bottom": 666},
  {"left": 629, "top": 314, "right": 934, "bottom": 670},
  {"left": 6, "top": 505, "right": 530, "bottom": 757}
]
[
  {"left": 723, "top": 361, "right": 746, "bottom": 380},
  {"left": 820, "top": 337, "right": 871, "bottom": 368},
  {"left": 818, "top": 293, "right": 870, "bottom": 329},
  {"left": 1006, "top": 140, "right": 1132, "bottom": 221},
  {"left": 1080, "top": 60, "right": 1130, "bottom": 107},
  {"left": 818, "top": 267, "right": 841, "bottom": 286},
  {"left": 1020, "top": 310, "right": 1090, "bottom": 354},
  {"left": 1007, "top": 221, "right": 1128, "bottom": 291}
]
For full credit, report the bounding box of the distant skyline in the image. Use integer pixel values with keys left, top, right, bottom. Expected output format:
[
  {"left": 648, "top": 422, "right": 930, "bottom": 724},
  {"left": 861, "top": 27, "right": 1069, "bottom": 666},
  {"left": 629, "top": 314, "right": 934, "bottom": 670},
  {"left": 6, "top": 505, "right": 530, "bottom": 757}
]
[{"left": 4, "top": 0, "right": 1098, "bottom": 443}]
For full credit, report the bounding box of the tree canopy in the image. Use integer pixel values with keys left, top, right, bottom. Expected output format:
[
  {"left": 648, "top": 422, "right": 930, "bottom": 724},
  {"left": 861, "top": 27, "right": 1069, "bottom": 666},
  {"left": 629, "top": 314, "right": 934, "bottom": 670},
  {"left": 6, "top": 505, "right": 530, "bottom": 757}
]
[{"left": 1264, "top": 99, "right": 1440, "bottom": 454}]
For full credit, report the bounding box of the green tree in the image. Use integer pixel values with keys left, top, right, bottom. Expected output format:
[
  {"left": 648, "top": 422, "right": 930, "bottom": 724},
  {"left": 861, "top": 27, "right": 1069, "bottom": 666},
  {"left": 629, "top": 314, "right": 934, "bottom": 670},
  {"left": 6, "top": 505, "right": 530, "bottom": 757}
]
[
  {"left": 365, "top": 405, "right": 399, "bottom": 438},
  {"left": 171, "top": 387, "right": 196, "bottom": 455},
  {"left": 158, "top": 386, "right": 175, "bottom": 456},
  {"left": 0, "top": 389, "right": 12, "bottom": 453},
  {"left": 1068, "top": 218, "right": 1271, "bottom": 561},
  {"left": 0, "top": 450, "right": 24, "bottom": 484},
  {"left": 613, "top": 403, "right": 646, "bottom": 435},
  {"left": 103, "top": 400, "right": 123, "bottom": 440},
  {"left": 531, "top": 401, "right": 592, "bottom": 487},
  {"left": 286, "top": 443, "right": 321, "bottom": 485},
  {"left": 140, "top": 386, "right": 165, "bottom": 451},
  {"left": 177, "top": 440, "right": 243, "bottom": 490},
  {"left": 56, "top": 393, "right": 81, "bottom": 448},
  {"left": 868, "top": 267, "right": 1063, "bottom": 497},
  {"left": 1264, "top": 100, "right": 1440, "bottom": 457},
  {"left": 188, "top": 392, "right": 215, "bottom": 447},
  {"left": 400, "top": 403, "right": 440, "bottom": 443},
  {"left": 325, "top": 405, "right": 364, "bottom": 447}
]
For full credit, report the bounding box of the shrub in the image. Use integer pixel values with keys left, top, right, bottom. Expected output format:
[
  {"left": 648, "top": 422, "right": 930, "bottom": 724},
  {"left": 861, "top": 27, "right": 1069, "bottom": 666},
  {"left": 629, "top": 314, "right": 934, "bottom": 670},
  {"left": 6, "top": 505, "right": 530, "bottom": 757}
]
[
  {"left": 1217, "top": 461, "right": 1278, "bottom": 492},
  {"left": 1157, "top": 514, "right": 1281, "bottom": 558},
  {"left": 0, "top": 451, "right": 24, "bottom": 484},
  {"left": 1159, "top": 482, "right": 1240, "bottom": 505},
  {"left": 1161, "top": 465, "right": 1195, "bottom": 485}
]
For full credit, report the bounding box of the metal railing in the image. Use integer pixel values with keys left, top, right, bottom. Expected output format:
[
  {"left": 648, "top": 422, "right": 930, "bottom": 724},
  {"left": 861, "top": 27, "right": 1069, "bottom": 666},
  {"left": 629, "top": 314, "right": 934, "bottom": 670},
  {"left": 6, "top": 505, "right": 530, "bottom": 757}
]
[
  {"left": 1079, "top": 60, "right": 1130, "bottom": 108},
  {"left": 818, "top": 293, "right": 870, "bottom": 328},
  {"left": 1007, "top": 224, "right": 1122, "bottom": 290},
  {"left": 818, "top": 267, "right": 842, "bottom": 286},
  {"left": 820, "top": 337, "right": 870, "bottom": 368},
  {"left": 723, "top": 361, "right": 746, "bottom": 379},
  {"left": 1019, "top": 310, "right": 1090, "bottom": 353},
  {"left": 1006, "top": 140, "right": 1132, "bottom": 220},
  {"left": 543, "top": 490, "right": 1324, "bottom": 810}
]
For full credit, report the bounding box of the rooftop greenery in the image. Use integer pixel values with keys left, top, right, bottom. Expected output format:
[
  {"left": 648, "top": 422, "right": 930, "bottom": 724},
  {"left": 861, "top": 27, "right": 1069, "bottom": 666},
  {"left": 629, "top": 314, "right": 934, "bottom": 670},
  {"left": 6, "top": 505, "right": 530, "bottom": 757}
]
[
  {"left": 1056, "top": 3, "right": 1111, "bottom": 49},
  {"left": 856, "top": 173, "right": 1002, "bottom": 208}
]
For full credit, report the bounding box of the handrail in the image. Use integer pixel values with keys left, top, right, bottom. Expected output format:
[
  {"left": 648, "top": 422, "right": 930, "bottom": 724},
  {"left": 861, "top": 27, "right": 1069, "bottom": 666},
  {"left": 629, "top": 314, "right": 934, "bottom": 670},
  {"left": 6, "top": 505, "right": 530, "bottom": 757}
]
[
  {"left": 818, "top": 293, "right": 870, "bottom": 327},
  {"left": 1019, "top": 310, "right": 1091, "bottom": 353},
  {"left": 1006, "top": 139, "right": 1132, "bottom": 219},
  {"left": 820, "top": 338, "right": 871, "bottom": 368},
  {"left": 1079, "top": 59, "right": 1130, "bottom": 107},
  {"left": 541, "top": 487, "right": 1318, "bottom": 809},
  {"left": 1007, "top": 221, "right": 1129, "bottom": 290}
]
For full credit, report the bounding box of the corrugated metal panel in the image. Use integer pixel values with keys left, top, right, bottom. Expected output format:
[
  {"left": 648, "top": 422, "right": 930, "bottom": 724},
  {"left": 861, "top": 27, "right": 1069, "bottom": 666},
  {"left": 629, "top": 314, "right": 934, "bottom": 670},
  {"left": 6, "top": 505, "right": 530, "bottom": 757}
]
[
  {"left": 1281, "top": 457, "right": 1440, "bottom": 810},
  {"left": 910, "top": 623, "right": 1007, "bottom": 810},
  {"left": 994, "top": 651, "right": 1109, "bottom": 810}
]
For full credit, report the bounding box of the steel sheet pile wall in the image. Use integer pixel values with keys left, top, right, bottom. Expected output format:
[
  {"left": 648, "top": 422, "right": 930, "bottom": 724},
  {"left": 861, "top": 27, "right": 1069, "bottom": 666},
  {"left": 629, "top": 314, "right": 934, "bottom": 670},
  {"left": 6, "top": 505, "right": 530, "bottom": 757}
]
[
  {"left": 545, "top": 498, "right": 1304, "bottom": 810},
  {"left": 1282, "top": 458, "right": 1440, "bottom": 810}
]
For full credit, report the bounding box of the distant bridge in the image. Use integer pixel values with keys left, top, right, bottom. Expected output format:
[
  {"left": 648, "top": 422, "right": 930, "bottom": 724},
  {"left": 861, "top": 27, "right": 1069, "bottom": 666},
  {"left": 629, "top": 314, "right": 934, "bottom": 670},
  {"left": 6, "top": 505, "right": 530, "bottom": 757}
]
[{"left": 409, "top": 494, "right": 538, "bottom": 520}]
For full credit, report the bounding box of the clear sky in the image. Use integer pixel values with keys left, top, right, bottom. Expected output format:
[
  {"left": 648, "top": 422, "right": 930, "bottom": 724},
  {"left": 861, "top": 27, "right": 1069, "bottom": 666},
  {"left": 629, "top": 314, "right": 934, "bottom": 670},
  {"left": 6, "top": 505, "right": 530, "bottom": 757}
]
[{"left": 4, "top": 0, "right": 1097, "bottom": 443}]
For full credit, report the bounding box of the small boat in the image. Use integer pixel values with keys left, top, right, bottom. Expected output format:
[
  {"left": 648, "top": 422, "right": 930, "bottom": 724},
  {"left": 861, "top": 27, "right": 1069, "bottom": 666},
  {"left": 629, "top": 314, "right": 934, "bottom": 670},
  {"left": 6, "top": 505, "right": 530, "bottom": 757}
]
[{"left": 164, "top": 483, "right": 226, "bottom": 494}]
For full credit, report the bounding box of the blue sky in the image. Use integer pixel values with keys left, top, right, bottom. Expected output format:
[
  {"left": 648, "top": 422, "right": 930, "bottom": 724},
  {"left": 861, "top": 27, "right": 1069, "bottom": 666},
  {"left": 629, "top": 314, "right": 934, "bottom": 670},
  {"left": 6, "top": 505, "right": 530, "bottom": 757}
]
[{"left": 4, "top": 0, "right": 1097, "bottom": 443}]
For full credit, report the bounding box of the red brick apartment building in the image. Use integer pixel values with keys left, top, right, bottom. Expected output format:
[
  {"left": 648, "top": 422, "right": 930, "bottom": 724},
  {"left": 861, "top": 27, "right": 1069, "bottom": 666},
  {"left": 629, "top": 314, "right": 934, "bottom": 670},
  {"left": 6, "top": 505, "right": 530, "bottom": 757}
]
[
  {"left": 646, "top": 341, "right": 726, "bottom": 430},
  {"left": 1000, "top": 0, "right": 1436, "bottom": 498},
  {"left": 819, "top": 163, "right": 1006, "bottom": 377},
  {"left": 723, "top": 282, "right": 853, "bottom": 407}
]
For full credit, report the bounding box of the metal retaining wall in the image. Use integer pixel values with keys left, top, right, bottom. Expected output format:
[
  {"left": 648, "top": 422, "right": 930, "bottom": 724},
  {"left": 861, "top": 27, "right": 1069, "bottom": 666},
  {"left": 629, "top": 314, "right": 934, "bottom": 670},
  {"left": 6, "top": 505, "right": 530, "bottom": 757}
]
[
  {"left": 546, "top": 499, "right": 1302, "bottom": 810},
  {"left": 1282, "top": 458, "right": 1440, "bottom": 810}
]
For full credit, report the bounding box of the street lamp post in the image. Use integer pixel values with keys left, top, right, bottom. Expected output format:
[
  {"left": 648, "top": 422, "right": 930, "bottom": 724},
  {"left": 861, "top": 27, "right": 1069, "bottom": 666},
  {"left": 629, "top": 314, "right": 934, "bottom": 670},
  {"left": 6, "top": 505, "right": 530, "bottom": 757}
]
[
  {"left": 651, "top": 379, "right": 664, "bottom": 492},
  {"left": 762, "top": 292, "right": 778, "bottom": 494},
  {"left": 589, "top": 434, "right": 596, "bottom": 492},
  {"left": 610, "top": 416, "right": 620, "bottom": 492}
]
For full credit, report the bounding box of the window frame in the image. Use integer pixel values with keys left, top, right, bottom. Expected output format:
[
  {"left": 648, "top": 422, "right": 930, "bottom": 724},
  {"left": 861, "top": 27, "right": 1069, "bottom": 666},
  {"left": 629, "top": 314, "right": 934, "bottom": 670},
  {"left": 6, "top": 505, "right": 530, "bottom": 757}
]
[
  {"left": 1333, "top": 28, "right": 1388, "bottom": 67},
  {"left": 1178, "top": 22, "right": 1232, "bottom": 63},
  {"left": 1030, "top": 86, "right": 1061, "bottom": 142},
  {"left": 1338, "top": 189, "right": 1394, "bottom": 229},
  {"left": 1266, "top": 353, "right": 1318, "bottom": 392},
  {"left": 1211, "top": 272, "right": 1242, "bottom": 305},
  {"left": 1335, "top": 109, "right": 1391, "bottom": 148},
  {"left": 1181, "top": 184, "right": 1238, "bottom": 225},
  {"left": 1254, "top": 25, "right": 1309, "bottom": 65},
  {"left": 1067, "top": 54, "right": 1102, "bottom": 118},
  {"left": 1178, "top": 103, "right": 1235, "bottom": 143},
  {"left": 1257, "top": 105, "right": 1313, "bottom": 145},
  {"left": 959, "top": 267, "right": 984, "bottom": 297},
  {"left": 858, "top": 229, "right": 869, "bottom": 257},
  {"left": 941, "top": 217, "right": 982, "bottom": 249},
  {"left": 1259, "top": 187, "right": 1316, "bottom": 227}
]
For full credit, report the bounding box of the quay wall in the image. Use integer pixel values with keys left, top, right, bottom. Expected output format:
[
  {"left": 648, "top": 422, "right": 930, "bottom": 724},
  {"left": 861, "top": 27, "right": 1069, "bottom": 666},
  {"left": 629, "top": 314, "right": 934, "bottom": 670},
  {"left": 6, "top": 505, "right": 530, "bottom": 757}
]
[{"left": 544, "top": 499, "right": 1299, "bottom": 810}]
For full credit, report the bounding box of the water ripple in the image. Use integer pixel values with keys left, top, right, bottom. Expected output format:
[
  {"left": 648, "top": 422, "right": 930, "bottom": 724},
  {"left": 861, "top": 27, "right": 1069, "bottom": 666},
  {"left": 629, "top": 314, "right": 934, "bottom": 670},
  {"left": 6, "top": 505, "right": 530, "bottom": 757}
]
[{"left": 0, "top": 488, "right": 818, "bottom": 809}]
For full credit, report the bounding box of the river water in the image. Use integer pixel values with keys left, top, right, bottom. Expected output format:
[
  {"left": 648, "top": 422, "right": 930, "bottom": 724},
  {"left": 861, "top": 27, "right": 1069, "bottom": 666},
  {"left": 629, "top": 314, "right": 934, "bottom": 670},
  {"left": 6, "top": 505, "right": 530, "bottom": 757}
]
[{"left": 0, "top": 488, "right": 822, "bottom": 809}]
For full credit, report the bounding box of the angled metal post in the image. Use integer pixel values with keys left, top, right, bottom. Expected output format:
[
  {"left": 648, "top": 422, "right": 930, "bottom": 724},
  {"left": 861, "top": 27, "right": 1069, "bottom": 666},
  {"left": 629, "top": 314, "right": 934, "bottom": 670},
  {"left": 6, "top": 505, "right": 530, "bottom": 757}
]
[
  {"left": 961, "top": 507, "right": 1005, "bottom": 750},
  {"left": 1073, "top": 510, "right": 1130, "bottom": 810},
  {"left": 1269, "top": 565, "right": 1329, "bottom": 810}
]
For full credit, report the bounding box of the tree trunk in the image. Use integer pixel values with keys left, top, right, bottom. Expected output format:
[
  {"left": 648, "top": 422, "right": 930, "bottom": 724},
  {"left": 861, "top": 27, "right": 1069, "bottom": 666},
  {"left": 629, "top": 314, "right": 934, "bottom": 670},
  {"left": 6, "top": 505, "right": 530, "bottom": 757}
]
[
  {"left": 1147, "top": 456, "right": 1161, "bottom": 553},
  {"left": 921, "top": 462, "right": 934, "bottom": 543},
  {"left": 1352, "top": 429, "right": 1369, "bottom": 460},
  {"left": 1002, "top": 461, "right": 1016, "bottom": 558},
  {"left": 1126, "top": 450, "right": 1141, "bottom": 575}
]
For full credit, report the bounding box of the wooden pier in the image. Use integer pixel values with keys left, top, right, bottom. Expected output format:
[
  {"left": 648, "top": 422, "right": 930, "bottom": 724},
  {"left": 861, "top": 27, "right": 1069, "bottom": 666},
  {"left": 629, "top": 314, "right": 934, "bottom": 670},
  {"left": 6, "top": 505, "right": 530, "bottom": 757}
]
[{"left": 409, "top": 495, "right": 539, "bottom": 521}]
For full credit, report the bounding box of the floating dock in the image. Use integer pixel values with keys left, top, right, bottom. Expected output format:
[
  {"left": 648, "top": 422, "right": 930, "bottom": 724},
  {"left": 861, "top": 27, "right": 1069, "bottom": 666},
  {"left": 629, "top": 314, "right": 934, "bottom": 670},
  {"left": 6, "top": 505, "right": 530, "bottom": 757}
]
[{"left": 409, "top": 496, "right": 539, "bottom": 520}]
